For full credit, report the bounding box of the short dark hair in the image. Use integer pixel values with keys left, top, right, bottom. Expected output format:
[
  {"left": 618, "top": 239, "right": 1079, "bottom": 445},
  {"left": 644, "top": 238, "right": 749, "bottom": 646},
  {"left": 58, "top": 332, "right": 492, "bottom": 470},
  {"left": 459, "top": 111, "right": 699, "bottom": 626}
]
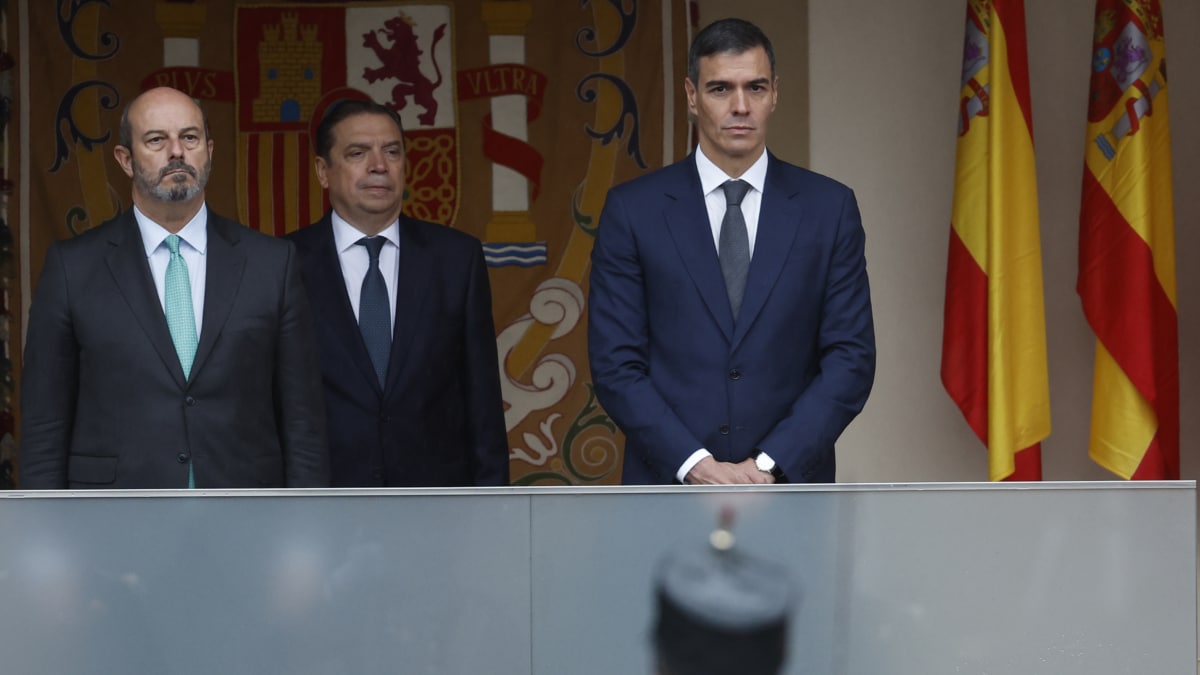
[
  {"left": 314, "top": 100, "right": 405, "bottom": 161},
  {"left": 687, "top": 18, "right": 776, "bottom": 85},
  {"left": 118, "top": 93, "right": 211, "bottom": 148}
]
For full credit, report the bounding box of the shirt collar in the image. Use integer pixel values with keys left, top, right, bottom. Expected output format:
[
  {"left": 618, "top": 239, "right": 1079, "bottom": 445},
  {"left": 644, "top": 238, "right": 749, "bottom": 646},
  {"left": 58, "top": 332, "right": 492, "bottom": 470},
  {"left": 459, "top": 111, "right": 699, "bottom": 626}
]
[
  {"left": 695, "top": 146, "right": 769, "bottom": 197},
  {"left": 135, "top": 204, "right": 209, "bottom": 256},
  {"left": 331, "top": 210, "right": 400, "bottom": 254}
]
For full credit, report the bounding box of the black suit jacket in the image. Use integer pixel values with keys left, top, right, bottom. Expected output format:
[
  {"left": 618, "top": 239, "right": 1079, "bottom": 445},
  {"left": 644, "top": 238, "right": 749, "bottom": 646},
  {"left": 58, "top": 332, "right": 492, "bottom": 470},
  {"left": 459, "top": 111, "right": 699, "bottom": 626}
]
[
  {"left": 286, "top": 212, "right": 509, "bottom": 486},
  {"left": 19, "top": 208, "right": 330, "bottom": 488}
]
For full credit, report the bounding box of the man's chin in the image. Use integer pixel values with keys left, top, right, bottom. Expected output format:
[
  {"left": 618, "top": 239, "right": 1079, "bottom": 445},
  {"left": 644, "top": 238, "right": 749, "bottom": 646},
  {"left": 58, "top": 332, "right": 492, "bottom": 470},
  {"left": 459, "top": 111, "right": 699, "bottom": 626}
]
[
  {"left": 358, "top": 192, "right": 403, "bottom": 208},
  {"left": 148, "top": 185, "right": 202, "bottom": 203},
  {"left": 718, "top": 139, "right": 763, "bottom": 156},
  {"left": 360, "top": 187, "right": 398, "bottom": 198}
]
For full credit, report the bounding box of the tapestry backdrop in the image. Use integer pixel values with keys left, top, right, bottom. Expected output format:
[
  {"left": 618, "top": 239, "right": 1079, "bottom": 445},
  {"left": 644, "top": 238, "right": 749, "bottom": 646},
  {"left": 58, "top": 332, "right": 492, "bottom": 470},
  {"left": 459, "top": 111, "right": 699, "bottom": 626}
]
[{"left": 18, "top": 0, "right": 692, "bottom": 485}]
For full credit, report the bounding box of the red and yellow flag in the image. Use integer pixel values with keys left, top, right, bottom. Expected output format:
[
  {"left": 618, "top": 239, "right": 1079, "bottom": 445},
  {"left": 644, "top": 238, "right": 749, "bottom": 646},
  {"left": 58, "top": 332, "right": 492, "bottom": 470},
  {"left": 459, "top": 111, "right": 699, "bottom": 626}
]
[
  {"left": 942, "top": 0, "right": 1050, "bottom": 481},
  {"left": 1079, "top": 0, "right": 1177, "bottom": 479}
]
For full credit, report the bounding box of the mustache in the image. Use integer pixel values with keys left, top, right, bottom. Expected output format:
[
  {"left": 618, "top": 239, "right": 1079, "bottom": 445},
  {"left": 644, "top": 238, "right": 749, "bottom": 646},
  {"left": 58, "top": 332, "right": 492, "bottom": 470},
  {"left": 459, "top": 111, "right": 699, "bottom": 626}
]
[{"left": 159, "top": 159, "right": 197, "bottom": 180}]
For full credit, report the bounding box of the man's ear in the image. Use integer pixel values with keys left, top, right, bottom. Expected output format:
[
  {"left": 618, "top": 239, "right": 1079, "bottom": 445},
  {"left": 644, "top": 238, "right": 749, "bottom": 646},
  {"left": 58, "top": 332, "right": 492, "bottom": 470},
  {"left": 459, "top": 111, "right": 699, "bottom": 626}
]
[
  {"left": 314, "top": 156, "right": 330, "bottom": 189},
  {"left": 684, "top": 77, "right": 698, "bottom": 120},
  {"left": 113, "top": 144, "right": 134, "bottom": 178}
]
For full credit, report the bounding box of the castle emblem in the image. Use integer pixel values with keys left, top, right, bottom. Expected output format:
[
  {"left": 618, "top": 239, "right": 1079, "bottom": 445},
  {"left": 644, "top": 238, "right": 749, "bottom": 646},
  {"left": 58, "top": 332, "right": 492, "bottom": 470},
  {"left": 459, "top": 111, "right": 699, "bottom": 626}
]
[{"left": 252, "top": 13, "right": 322, "bottom": 124}]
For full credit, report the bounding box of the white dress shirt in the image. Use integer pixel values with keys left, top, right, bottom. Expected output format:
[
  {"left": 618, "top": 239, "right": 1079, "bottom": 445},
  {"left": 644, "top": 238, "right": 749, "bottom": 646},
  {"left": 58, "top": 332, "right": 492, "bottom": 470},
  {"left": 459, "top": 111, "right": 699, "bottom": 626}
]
[
  {"left": 697, "top": 144, "right": 768, "bottom": 255},
  {"left": 136, "top": 204, "right": 207, "bottom": 337},
  {"left": 331, "top": 210, "right": 401, "bottom": 336},
  {"left": 677, "top": 147, "right": 774, "bottom": 483}
]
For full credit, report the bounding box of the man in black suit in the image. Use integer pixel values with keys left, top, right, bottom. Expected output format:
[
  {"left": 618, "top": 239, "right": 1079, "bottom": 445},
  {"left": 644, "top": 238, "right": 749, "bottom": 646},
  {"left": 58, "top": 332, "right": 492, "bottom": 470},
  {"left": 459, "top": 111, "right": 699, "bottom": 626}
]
[
  {"left": 286, "top": 100, "right": 508, "bottom": 486},
  {"left": 20, "top": 86, "right": 329, "bottom": 488}
]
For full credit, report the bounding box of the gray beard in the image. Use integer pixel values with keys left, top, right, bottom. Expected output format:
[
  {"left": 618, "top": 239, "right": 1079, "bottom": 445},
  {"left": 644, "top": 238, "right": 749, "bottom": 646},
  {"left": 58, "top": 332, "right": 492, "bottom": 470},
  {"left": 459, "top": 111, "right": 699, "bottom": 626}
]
[
  {"left": 134, "top": 158, "right": 211, "bottom": 203},
  {"left": 149, "top": 172, "right": 201, "bottom": 202}
]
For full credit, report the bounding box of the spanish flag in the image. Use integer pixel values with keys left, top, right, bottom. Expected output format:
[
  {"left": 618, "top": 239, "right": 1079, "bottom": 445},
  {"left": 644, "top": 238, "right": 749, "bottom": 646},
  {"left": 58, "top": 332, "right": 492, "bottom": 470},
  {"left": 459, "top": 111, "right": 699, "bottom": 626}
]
[
  {"left": 942, "top": 0, "right": 1050, "bottom": 481},
  {"left": 1079, "top": 0, "right": 1178, "bottom": 479}
]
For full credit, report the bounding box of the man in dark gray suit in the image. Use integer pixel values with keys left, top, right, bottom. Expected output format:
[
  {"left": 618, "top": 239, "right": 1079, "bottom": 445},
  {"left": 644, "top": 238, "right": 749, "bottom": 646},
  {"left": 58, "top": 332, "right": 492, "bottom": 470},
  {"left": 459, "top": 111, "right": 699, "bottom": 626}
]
[{"left": 19, "top": 86, "right": 329, "bottom": 488}]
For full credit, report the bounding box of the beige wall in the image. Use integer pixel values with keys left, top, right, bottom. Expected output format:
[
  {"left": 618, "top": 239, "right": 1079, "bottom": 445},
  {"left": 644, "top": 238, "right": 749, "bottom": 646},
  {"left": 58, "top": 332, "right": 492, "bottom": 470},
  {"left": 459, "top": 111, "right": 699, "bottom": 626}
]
[{"left": 804, "top": 0, "right": 1200, "bottom": 482}]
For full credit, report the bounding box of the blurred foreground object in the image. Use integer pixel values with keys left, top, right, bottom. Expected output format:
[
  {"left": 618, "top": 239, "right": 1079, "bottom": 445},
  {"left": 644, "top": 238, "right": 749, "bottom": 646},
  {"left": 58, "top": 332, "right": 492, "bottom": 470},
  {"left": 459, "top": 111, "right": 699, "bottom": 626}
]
[{"left": 653, "top": 509, "right": 795, "bottom": 675}]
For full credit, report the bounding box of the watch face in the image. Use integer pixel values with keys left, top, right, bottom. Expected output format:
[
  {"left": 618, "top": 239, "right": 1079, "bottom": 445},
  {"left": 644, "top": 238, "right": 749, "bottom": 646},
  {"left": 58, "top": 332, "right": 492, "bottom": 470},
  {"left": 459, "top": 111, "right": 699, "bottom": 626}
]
[{"left": 755, "top": 454, "right": 775, "bottom": 472}]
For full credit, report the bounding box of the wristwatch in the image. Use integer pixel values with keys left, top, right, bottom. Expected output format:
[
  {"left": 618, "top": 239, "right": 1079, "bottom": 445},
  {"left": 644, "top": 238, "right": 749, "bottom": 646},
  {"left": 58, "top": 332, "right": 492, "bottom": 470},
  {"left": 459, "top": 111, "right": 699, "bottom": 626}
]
[{"left": 750, "top": 449, "right": 786, "bottom": 482}]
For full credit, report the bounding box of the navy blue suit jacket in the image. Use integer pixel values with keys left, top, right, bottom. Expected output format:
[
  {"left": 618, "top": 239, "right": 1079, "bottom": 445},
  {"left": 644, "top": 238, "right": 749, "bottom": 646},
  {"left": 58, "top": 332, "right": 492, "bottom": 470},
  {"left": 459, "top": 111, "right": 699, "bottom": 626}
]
[
  {"left": 286, "top": 212, "right": 509, "bottom": 487},
  {"left": 588, "top": 153, "right": 875, "bottom": 484}
]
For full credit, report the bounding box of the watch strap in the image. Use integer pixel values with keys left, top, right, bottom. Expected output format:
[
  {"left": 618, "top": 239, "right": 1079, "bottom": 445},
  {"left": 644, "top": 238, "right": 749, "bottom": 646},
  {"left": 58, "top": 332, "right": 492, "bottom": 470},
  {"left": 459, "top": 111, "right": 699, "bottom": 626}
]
[{"left": 750, "top": 449, "right": 787, "bottom": 483}]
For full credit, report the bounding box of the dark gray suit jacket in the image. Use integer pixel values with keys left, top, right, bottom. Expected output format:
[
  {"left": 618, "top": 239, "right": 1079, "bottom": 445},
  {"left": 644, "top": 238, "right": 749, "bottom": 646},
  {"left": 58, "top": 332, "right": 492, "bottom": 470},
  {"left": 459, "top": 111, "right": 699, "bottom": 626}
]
[{"left": 19, "top": 208, "right": 330, "bottom": 488}]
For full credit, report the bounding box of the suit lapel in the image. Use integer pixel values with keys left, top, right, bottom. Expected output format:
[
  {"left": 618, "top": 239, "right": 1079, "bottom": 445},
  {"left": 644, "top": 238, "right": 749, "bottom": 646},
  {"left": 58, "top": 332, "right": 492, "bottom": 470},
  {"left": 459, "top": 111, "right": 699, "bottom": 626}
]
[
  {"left": 308, "top": 217, "right": 385, "bottom": 394},
  {"left": 383, "top": 216, "right": 432, "bottom": 400},
  {"left": 663, "top": 160, "right": 735, "bottom": 342},
  {"left": 733, "top": 154, "right": 802, "bottom": 348},
  {"left": 104, "top": 212, "right": 189, "bottom": 388},
  {"left": 191, "top": 212, "right": 246, "bottom": 380}
]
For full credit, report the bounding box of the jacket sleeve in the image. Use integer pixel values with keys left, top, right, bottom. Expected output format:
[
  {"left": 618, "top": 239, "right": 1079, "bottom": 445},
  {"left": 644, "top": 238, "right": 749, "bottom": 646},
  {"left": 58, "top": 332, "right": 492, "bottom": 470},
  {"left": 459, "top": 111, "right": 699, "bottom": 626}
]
[
  {"left": 588, "top": 188, "right": 704, "bottom": 481},
  {"left": 757, "top": 188, "right": 876, "bottom": 480},
  {"left": 274, "top": 240, "right": 332, "bottom": 487},
  {"left": 462, "top": 242, "right": 510, "bottom": 486},
  {"left": 19, "top": 244, "right": 77, "bottom": 488}
]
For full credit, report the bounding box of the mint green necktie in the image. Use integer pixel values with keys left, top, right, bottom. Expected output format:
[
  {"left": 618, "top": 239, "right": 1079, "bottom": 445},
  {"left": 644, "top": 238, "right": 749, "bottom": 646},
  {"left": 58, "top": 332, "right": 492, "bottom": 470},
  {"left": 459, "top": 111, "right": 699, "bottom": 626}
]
[
  {"left": 164, "top": 234, "right": 198, "bottom": 488},
  {"left": 164, "top": 234, "right": 199, "bottom": 377}
]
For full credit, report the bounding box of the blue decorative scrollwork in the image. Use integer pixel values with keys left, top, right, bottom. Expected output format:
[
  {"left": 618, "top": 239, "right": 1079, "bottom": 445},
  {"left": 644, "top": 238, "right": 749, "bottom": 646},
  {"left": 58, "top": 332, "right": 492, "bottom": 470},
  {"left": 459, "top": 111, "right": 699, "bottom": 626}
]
[
  {"left": 49, "top": 80, "right": 120, "bottom": 173},
  {"left": 58, "top": 0, "right": 120, "bottom": 60},
  {"left": 576, "top": 73, "right": 646, "bottom": 169},
  {"left": 577, "top": 0, "right": 637, "bottom": 58}
]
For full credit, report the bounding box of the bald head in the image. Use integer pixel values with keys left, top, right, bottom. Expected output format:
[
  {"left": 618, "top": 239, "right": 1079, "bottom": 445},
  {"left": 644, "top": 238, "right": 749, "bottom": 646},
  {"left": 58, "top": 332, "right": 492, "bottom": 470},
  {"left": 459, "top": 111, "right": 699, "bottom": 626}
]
[{"left": 120, "top": 87, "right": 210, "bottom": 149}]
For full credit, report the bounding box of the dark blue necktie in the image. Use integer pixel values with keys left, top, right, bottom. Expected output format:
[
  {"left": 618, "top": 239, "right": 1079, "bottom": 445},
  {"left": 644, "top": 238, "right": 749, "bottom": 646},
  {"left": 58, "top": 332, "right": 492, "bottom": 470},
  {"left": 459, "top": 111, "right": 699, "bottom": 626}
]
[
  {"left": 719, "top": 179, "right": 752, "bottom": 320},
  {"left": 356, "top": 237, "right": 391, "bottom": 387}
]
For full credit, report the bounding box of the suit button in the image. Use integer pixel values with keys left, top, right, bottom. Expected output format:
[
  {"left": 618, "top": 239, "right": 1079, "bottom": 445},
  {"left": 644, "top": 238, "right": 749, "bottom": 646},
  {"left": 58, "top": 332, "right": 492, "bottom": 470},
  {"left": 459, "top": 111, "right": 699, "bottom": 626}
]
[
  {"left": 177, "top": 452, "right": 190, "bottom": 464},
  {"left": 729, "top": 370, "right": 742, "bottom": 380},
  {"left": 370, "top": 468, "right": 383, "bottom": 479},
  {"left": 379, "top": 414, "right": 390, "bottom": 422},
  {"left": 718, "top": 424, "right": 730, "bottom": 435},
  {"left": 185, "top": 396, "right": 196, "bottom": 406}
]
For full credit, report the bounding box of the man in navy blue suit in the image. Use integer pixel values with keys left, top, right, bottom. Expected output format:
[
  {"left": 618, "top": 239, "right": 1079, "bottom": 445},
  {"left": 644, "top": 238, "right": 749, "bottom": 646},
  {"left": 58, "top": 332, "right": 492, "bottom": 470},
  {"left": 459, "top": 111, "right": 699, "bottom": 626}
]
[
  {"left": 287, "top": 100, "right": 508, "bottom": 487},
  {"left": 588, "top": 18, "right": 875, "bottom": 485}
]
